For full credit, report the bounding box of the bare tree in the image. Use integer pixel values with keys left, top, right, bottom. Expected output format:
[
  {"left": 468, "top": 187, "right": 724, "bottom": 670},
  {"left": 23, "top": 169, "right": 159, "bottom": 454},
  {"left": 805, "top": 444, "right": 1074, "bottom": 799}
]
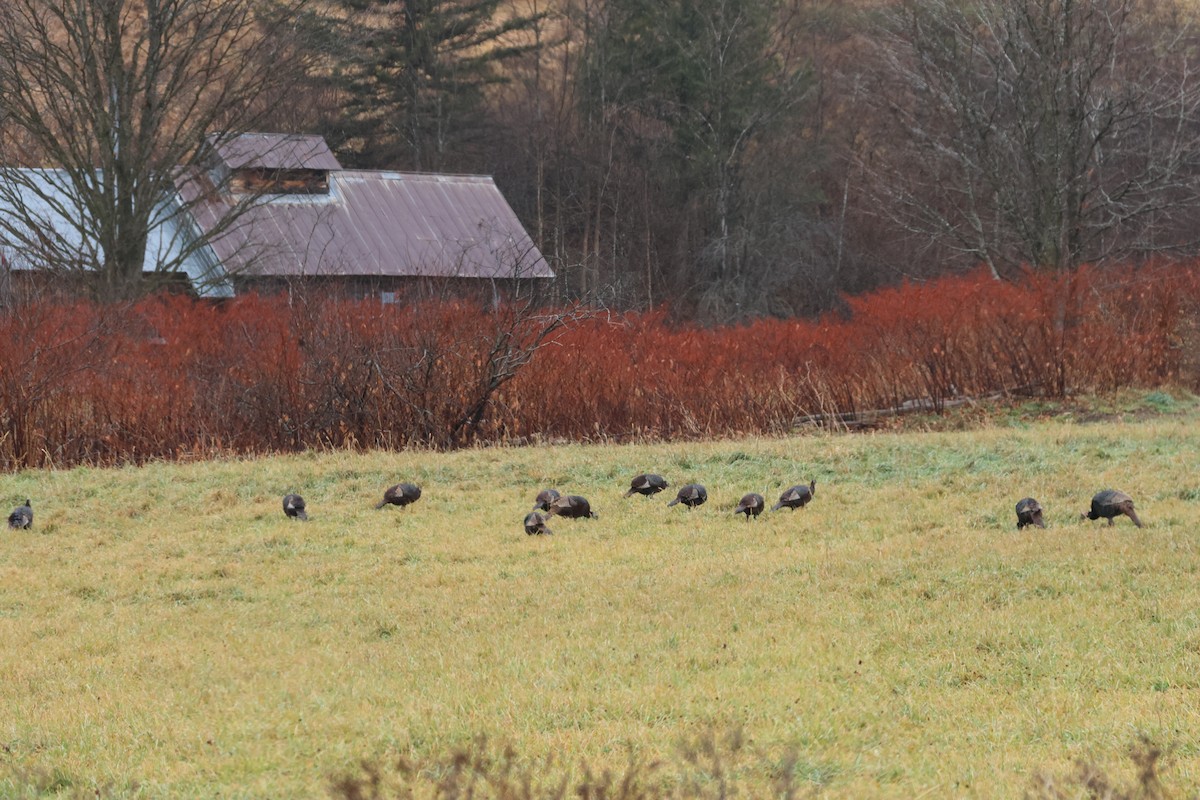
[
  {"left": 0, "top": 0, "right": 313, "bottom": 299},
  {"left": 866, "top": 0, "right": 1200, "bottom": 277}
]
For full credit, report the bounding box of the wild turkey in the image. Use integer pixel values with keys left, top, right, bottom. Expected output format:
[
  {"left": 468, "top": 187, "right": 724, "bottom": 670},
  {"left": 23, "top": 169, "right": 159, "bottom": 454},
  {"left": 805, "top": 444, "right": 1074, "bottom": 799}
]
[
  {"left": 772, "top": 480, "right": 816, "bottom": 512},
  {"left": 7, "top": 499, "right": 32, "bottom": 530},
  {"left": 532, "top": 488, "right": 561, "bottom": 512},
  {"left": 1081, "top": 489, "right": 1143, "bottom": 528},
  {"left": 544, "top": 494, "right": 597, "bottom": 519},
  {"left": 376, "top": 482, "right": 421, "bottom": 510},
  {"left": 524, "top": 511, "right": 553, "bottom": 536},
  {"left": 734, "top": 493, "right": 764, "bottom": 520},
  {"left": 1015, "top": 497, "right": 1045, "bottom": 529},
  {"left": 667, "top": 483, "right": 707, "bottom": 509},
  {"left": 624, "top": 473, "right": 669, "bottom": 498},
  {"left": 282, "top": 493, "right": 308, "bottom": 521}
]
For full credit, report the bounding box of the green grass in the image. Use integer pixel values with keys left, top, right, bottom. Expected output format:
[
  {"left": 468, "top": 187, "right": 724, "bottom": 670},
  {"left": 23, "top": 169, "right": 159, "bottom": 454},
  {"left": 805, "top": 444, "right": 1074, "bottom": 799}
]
[{"left": 4, "top": 403, "right": 1200, "bottom": 797}]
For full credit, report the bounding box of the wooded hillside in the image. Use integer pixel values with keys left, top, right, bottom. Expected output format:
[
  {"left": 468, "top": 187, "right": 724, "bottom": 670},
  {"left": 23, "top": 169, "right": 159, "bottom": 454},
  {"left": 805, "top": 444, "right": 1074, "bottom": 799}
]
[
  {"left": 4, "top": 0, "right": 1199, "bottom": 319},
  {"left": 286, "top": 0, "right": 1200, "bottom": 319}
]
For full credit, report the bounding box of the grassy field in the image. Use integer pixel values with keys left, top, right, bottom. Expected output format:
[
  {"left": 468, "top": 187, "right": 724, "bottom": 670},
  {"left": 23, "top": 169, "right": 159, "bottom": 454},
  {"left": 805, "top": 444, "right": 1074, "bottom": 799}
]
[{"left": 3, "top": 393, "right": 1200, "bottom": 797}]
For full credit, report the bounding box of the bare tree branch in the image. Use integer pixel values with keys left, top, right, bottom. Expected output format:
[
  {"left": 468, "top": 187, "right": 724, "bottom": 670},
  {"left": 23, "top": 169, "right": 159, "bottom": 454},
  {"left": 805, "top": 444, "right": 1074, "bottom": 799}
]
[
  {"left": 0, "top": 0, "right": 315, "bottom": 299},
  {"left": 863, "top": 0, "right": 1200, "bottom": 275}
]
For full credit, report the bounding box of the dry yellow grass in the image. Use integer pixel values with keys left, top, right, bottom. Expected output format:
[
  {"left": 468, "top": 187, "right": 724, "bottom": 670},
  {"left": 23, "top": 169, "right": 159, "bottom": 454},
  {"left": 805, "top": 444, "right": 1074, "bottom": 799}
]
[{"left": 3, "top": 399, "right": 1200, "bottom": 797}]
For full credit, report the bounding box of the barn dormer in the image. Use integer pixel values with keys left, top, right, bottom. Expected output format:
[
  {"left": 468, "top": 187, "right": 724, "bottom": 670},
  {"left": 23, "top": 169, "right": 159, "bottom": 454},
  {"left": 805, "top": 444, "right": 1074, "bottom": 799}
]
[{"left": 207, "top": 133, "right": 342, "bottom": 195}]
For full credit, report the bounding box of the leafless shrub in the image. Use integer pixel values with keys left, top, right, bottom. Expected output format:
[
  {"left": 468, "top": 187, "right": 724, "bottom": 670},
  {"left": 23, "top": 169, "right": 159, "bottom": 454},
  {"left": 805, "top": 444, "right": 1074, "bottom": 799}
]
[
  {"left": 329, "top": 730, "right": 806, "bottom": 800},
  {"left": 1027, "top": 738, "right": 1174, "bottom": 800}
]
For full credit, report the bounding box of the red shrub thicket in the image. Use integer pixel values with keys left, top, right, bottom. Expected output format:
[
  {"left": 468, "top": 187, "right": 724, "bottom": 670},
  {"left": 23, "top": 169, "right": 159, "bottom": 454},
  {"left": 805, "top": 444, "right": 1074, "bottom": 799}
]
[{"left": 0, "top": 264, "right": 1196, "bottom": 469}]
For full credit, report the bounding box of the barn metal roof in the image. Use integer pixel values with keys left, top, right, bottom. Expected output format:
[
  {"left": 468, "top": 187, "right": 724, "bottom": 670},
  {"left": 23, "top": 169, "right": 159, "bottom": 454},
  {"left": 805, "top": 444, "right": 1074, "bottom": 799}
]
[
  {"left": 209, "top": 133, "right": 343, "bottom": 172},
  {"left": 181, "top": 169, "right": 553, "bottom": 280},
  {"left": 0, "top": 169, "right": 234, "bottom": 297}
]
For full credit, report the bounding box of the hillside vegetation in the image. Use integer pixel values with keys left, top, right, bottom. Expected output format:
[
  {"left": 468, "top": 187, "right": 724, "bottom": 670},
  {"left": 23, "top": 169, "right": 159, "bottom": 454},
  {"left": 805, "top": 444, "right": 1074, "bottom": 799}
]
[{"left": 3, "top": 395, "right": 1200, "bottom": 797}]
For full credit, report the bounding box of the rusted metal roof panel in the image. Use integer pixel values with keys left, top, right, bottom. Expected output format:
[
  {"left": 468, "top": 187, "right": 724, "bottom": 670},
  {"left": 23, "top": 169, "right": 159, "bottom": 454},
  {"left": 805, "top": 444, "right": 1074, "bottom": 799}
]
[
  {"left": 209, "top": 133, "right": 343, "bottom": 171},
  {"left": 181, "top": 169, "right": 552, "bottom": 280}
]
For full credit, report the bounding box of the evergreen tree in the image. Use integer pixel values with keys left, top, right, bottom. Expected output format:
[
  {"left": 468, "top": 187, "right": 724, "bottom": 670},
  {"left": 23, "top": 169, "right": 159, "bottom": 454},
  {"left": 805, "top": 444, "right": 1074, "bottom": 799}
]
[
  {"left": 587, "top": 0, "right": 810, "bottom": 307},
  {"left": 325, "top": 0, "right": 546, "bottom": 171}
]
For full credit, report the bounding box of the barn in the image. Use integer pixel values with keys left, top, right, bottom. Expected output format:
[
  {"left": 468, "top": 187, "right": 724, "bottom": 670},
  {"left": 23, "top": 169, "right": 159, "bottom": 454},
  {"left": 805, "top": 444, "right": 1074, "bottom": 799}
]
[{"left": 0, "top": 132, "right": 552, "bottom": 300}]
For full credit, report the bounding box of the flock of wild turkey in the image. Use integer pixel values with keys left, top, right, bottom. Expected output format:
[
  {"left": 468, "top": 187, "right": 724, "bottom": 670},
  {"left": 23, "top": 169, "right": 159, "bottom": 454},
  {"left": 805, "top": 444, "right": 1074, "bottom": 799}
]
[
  {"left": 5, "top": 478, "right": 1144, "bottom": 534},
  {"left": 517, "top": 476, "right": 819, "bottom": 535}
]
